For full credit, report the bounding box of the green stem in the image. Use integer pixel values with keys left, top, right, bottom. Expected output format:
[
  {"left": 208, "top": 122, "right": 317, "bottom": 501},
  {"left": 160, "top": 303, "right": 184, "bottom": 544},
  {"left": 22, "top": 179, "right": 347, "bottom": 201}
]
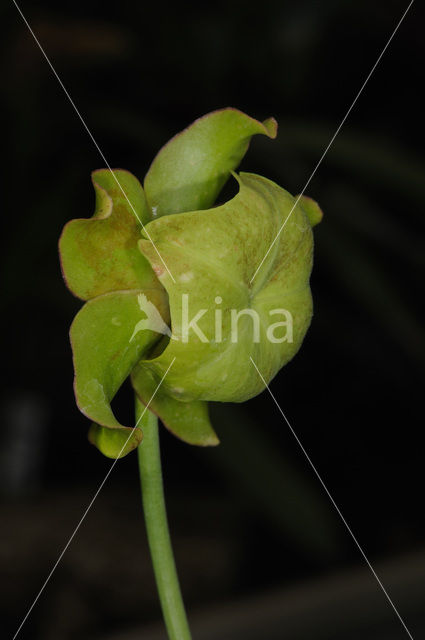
[{"left": 136, "top": 396, "right": 192, "bottom": 640}]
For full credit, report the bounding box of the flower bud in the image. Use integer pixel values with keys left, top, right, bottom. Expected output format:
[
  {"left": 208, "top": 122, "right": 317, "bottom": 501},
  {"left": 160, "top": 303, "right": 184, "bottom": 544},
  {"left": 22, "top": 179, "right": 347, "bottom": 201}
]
[{"left": 59, "top": 108, "right": 322, "bottom": 457}]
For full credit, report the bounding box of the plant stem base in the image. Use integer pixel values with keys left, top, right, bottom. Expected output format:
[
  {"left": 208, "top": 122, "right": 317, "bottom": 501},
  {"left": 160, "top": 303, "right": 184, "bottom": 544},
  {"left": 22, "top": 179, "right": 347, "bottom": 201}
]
[{"left": 136, "top": 397, "right": 192, "bottom": 640}]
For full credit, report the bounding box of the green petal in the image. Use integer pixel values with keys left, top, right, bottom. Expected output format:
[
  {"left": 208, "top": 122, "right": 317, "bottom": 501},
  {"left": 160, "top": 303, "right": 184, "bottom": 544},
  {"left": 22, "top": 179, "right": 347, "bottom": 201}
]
[
  {"left": 138, "top": 173, "right": 315, "bottom": 403},
  {"left": 70, "top": 289, "right": 169, "bottom": 450},
  {"left": 59, "top": 169, "right": 160, "bottom": 300},
  {"left": 143, "top": 108, "right": 277, "bottom": 217},
  {"left": 131, "top": 365, "right": 219, "bottom": 446},
  {"left": 88, "top": 422, "right": 143, "bottom": 459}
]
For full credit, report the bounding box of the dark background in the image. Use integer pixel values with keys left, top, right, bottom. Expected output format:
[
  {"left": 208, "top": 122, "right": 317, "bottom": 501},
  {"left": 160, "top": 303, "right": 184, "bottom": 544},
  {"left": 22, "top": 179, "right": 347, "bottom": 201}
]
[{"left": 1, "top": 1, "right": 424, "bottom": 638}]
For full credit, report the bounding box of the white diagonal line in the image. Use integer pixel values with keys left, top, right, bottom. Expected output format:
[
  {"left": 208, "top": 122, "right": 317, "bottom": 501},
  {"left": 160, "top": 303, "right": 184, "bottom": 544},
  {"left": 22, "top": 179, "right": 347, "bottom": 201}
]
[
  {"left": 249, "top": 356, "right": 414, "bottom": 639},
  {"left": 11, "top": 0, "right": 176, "bottom": 284},
  {"left": 12, "top": 357, "right": 176, "bottom": 640},
  {"left": 250, "top": 0, "right": 415, "bottom": 284}
]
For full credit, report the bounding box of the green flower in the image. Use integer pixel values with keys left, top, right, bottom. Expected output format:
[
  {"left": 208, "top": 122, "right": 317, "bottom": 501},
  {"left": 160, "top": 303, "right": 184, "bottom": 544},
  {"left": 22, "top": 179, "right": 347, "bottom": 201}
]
[{"left": 59, "top": 108, "right": 322, "bottom": 458}]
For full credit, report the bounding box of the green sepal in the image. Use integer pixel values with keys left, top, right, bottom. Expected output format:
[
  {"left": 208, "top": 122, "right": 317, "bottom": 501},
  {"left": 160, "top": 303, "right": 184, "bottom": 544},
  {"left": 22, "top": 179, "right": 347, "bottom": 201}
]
[
  {"left": 88, "top": 422, "right": 142, "bottom": 459},
  {"left": 138, "top": 172, "right": 315, "bottom": 403},
  {"left": 131, "top": 365, "right": 219, "bottom": 446},
  {"left": 59, "top": 169, "right": 160, "bottom": 300},
  {"left": 70, "top": 289, "right": 169, "bottom": 438},
  {"left": 144, "top": 108, "right": 277, "bottom": 217}
]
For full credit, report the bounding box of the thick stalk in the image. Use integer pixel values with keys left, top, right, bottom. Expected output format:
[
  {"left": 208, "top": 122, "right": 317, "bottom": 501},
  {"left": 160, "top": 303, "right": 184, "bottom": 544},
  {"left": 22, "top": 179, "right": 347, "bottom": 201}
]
[{"left": 136, "top": 396, "right": 192, "bottom": 640}]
